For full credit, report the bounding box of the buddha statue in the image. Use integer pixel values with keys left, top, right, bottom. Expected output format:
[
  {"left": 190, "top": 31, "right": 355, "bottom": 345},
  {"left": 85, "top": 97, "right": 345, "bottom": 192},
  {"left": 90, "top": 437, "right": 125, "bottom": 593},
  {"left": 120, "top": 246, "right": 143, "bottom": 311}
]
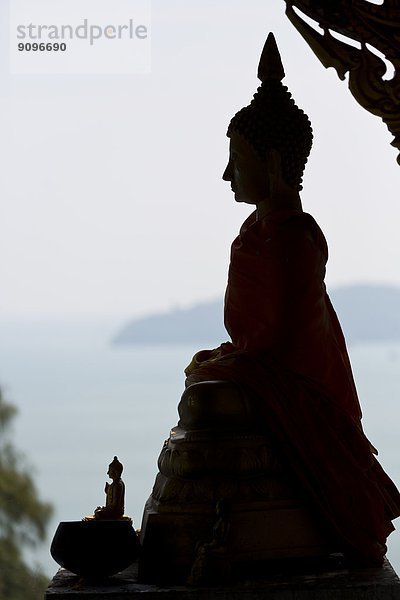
[
  {"left": 94, "top": 456, "right": 125, "bottom": 520},
  {"left": 139, "top": 33, "right": 400, "bottom": 583}
]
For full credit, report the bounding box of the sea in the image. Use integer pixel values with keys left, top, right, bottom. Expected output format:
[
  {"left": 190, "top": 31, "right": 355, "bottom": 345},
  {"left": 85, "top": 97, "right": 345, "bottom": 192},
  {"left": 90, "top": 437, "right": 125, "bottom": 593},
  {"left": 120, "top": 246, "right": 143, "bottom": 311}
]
[{"left": 0, "top": 318, "right": 399, "bottom": 578}]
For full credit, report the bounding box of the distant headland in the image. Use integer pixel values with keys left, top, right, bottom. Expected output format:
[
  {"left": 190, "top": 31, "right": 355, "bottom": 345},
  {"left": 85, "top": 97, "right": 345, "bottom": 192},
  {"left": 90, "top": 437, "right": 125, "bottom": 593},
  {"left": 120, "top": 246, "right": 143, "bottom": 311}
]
[{"left": 112, "top": 284, "right": 400, "bottom": 346}]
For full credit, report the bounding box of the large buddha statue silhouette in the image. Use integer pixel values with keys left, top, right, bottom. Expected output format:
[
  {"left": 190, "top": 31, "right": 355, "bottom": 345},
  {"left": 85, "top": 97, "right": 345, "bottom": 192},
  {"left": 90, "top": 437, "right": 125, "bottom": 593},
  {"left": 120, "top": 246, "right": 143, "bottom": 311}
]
[{"left": 139, "top": 33, "right": 400, "bottom": 583}]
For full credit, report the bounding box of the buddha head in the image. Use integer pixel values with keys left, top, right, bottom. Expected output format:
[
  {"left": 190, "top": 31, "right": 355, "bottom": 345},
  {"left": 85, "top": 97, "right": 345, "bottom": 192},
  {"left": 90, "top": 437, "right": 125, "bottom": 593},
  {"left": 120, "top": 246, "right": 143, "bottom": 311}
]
[
  {"left": 223, "top": 33, "right": 313, "bottom": 205},
  {"left": 107, "top": 456, "right": 123, "bottom": 480}
]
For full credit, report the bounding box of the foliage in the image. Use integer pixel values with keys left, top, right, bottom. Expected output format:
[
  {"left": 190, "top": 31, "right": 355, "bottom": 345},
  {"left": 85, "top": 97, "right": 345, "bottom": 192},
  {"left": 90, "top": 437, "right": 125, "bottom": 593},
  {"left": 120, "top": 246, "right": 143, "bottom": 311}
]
[{"left": 0, "top": 389, "right": 53, "bottom": 600}]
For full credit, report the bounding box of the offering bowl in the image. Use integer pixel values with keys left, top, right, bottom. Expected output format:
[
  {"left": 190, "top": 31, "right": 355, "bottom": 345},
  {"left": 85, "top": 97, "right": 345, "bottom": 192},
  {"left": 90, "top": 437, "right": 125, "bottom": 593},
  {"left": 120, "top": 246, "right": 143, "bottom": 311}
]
[{"left": 51, "top": 520, "right": 139, "bottom": 577}]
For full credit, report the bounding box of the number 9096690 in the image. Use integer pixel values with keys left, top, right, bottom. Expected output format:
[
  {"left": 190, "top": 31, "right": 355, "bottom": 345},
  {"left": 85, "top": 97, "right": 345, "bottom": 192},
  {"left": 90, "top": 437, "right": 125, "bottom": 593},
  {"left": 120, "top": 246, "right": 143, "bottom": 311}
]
[{"left": 18, "top": 42, "right": 67, "bottom": 52}]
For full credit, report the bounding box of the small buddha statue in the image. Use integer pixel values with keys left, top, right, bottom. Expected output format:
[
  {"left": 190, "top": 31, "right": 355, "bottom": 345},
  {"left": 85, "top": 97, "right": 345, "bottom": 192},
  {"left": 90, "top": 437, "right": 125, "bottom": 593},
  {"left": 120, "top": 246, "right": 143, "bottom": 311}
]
[
  {"left": 139, "top": 33, "right": 400, "bottom": 583},
  {"left": 94, "top": 456, "right": 125, "bottom": 520}
]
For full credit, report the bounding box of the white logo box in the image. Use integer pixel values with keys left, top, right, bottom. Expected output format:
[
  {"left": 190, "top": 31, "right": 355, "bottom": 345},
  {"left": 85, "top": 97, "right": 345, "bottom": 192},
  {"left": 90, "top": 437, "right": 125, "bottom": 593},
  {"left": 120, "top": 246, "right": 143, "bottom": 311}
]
[{"left": 10, "top": 0, "right": 151, "bottom": 74}]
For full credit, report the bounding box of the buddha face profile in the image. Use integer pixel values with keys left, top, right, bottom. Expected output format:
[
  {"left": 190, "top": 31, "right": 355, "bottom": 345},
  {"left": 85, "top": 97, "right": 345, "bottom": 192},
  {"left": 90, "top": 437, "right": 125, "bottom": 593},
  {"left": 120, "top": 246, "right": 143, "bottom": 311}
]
[
  {"left": 223, "top": 132, "right": 272, "bottom": 205},
  {"left": 223, "top": 131, "right": 288, "bottom": 206},
  {"left": 107, "top": 465, "right": 118, "bottom": 480}
]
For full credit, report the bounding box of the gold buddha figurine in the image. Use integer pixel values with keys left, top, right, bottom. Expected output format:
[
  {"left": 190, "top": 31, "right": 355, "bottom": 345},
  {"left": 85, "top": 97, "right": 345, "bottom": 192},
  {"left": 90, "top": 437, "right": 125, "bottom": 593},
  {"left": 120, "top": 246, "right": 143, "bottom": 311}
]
[{"left": 94, "top": 456, "right": 125, "bottom": 520}]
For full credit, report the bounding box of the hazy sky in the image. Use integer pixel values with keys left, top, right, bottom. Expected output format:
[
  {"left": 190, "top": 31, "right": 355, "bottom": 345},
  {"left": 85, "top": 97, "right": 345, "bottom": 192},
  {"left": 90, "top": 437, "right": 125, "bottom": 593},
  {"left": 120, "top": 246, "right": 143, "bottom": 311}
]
[{"left": 1, "top": 0, "right": 400, "bottom": 319}]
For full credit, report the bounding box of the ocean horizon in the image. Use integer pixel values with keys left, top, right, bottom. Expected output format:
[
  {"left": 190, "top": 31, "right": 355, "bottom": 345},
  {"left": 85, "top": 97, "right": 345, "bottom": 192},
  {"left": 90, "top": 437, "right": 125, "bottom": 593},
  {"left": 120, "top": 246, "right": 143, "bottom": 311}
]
[{"left": 0, "top": 318, "right": 399, "bottom": 578}]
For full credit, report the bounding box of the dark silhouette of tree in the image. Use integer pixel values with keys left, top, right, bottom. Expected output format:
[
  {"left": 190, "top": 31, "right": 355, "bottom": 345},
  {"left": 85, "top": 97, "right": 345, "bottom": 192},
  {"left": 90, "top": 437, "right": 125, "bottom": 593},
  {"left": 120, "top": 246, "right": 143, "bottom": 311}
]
[{"left": 0, "top": 389, "right": 53, "bottom": 599}]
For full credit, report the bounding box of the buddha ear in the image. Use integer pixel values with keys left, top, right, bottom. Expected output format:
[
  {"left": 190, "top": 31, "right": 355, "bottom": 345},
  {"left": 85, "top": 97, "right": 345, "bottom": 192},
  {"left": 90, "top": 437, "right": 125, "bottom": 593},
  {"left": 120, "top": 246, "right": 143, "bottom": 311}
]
[{"left": 265, "top": 149, "right": 282, "bottom": 197}]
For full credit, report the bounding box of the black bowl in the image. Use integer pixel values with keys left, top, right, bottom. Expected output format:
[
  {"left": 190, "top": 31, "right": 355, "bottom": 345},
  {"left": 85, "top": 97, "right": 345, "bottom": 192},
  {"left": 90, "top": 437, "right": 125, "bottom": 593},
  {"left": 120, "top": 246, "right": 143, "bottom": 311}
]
[{"left": 50, "top": 520, "right": 139, "bottom": 577}]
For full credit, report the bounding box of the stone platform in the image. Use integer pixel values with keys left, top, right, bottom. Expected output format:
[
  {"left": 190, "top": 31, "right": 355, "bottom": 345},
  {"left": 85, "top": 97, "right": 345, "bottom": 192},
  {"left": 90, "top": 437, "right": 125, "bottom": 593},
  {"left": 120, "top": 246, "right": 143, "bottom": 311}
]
[{"left": 45, "top": 559, "right": 400, "bottom": 599}]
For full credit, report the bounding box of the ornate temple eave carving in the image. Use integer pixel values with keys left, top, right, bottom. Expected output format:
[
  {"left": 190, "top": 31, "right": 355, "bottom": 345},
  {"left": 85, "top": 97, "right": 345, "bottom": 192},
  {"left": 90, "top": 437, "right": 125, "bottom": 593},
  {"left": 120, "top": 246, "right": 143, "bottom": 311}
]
[{"left": 285, "top": 0, "right": 400, "bottom": 163}]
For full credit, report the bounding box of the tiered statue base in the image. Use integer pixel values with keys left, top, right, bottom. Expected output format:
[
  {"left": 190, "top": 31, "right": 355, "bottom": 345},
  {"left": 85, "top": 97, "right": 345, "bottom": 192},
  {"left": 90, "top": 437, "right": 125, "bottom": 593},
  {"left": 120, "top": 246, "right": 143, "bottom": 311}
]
[
  {"left": 140, "top": 497, "right": 333, "bottom": 584},
  {"left": 138, "top": 425, "right": 336, "bottom": 584}
]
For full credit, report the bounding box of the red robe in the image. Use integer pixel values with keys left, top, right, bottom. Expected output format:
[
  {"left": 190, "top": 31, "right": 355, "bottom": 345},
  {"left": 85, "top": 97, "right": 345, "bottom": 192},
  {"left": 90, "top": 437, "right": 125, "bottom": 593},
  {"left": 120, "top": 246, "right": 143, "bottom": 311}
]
[{"left": 186, "top": 209, "right": 400, "bottom": 564}]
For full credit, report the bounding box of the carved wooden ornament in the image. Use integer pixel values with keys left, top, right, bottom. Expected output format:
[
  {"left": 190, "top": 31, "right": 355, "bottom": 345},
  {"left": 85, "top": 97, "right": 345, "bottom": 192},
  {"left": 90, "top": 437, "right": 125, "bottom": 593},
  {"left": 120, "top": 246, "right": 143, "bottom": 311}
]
[{"left": 285, "top": 0, "right": 400, "bottom": 163}]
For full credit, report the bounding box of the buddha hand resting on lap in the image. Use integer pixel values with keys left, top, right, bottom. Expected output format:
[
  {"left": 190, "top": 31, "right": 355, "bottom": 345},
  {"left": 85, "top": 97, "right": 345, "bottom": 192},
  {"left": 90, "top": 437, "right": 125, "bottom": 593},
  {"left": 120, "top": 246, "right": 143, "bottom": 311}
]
[{"left": 139, "top": 34, "right": 400, "bottom": 581}]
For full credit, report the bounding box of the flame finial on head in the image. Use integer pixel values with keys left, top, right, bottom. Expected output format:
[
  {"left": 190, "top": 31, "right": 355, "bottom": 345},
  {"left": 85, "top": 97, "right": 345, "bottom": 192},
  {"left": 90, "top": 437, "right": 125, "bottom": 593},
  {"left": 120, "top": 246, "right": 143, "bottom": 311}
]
[{"left": 257, "top": 32, "right": 285, "bottom": 83}]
